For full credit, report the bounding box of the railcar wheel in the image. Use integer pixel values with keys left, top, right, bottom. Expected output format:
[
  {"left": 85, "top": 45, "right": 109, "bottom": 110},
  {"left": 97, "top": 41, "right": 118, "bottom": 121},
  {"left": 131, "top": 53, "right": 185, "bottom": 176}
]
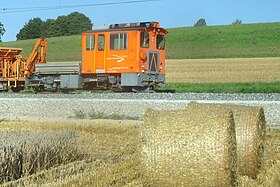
[
  {"left": 61, "top": 89, "right": 70, "bottom": 94},
  {"left": 11, "top": 87, "right": 24, "bottom": 92},
  {"left": 121, "top": 87, "right": 133, "bottom": 92},
  {"left": 131, "top": 86, "right": 155, "bottom": 93}
]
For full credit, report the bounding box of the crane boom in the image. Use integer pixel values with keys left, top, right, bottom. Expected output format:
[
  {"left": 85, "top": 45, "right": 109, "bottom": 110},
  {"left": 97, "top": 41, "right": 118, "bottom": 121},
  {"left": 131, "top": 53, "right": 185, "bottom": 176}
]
[{"left": 24, "top": 38, "right": 48, "bottom": 78}]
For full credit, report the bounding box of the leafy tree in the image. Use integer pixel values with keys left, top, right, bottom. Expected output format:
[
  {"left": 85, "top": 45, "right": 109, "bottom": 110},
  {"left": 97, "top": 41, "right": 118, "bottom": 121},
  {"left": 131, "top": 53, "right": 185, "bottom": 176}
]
[
  {"left": 194, "top": 18, "right": 207, "bottom": 27},
  {"left": 17, "top": 17, "right": 43, "bottom": 40},
  {"left": 0, "top": 22, "right": 5, "bottom": 42},
  {"left": 41, "top": 19, "right": 56, "bottom": 37},
  {"left": 51, "top": 15, "right": 68, "bottom": 37},
  {"left": 65, "top": 12, "right": 92, "bottom": 35},
  {"left": 16, "top": 12, "right": 92, "bottom": 40},
  {"left": 232, "top": 19, "right": 242, "bottom": 25}
]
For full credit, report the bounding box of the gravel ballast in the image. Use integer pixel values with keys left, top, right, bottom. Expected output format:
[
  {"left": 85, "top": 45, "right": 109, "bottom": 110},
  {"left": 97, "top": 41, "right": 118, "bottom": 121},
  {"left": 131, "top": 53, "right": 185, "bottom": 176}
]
[{"left": 0, "top": 93, "right": 279, "bottom": 128}]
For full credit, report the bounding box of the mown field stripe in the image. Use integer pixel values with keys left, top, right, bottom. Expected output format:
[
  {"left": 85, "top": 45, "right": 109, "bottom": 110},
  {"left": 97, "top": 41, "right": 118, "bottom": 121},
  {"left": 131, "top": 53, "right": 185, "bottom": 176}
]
[{"left": 158, "top": 82, "right": 280, "bottom": 93}]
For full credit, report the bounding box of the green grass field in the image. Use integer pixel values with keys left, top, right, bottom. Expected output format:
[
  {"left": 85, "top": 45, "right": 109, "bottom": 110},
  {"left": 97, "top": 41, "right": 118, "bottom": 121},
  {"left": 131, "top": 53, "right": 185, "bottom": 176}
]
[
  {"left": 1, "top": 35, "right": 82, "bottom": 62},
  {"left": 1, "top": 22, "right": 280, "bottom": 61},
  {"left": 167, "top": 22, "right": 280, "bottom": 59},
  {"left": 157, "top": 82, "right": 280, "bottom": 93}
]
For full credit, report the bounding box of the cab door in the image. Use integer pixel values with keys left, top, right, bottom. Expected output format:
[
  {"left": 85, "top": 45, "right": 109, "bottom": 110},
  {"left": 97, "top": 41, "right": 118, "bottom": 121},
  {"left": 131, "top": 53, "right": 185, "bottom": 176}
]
[
  {"left": 95, "top": 34, "right": 106, "bottom": 73},
  {"left": 82, "top": 34, "right": 95, "bottom": 74}
]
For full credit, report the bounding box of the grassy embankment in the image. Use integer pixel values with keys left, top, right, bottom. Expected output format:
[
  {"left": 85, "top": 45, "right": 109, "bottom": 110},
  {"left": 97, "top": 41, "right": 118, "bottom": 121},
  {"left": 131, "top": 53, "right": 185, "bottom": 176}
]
[
  {"left": 1, "top": 35, "right": 82, "bottom": 62},
  {"left": 2, "top": 22, "right": 280, "bottom": 93},
  {"left": 167, "top": 22, "right": 280, "bottom": 59}
]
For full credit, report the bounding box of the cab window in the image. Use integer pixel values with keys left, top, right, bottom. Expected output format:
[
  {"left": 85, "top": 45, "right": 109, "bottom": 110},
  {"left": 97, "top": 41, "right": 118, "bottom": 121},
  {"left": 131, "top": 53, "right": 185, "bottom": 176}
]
[
  {"left": 86, "top": 35, "right": 95, "bottom": 51},
  {"left": 140, "top": 32, "right": 149, "bottom": 48},
  {"left": 110, "top": 33, "right": 128, "bottom": 50},
  {"left": 98, "top": 34, "right": 105, "bottom": 51},
  {"left": 156, "top": 35, "right": 166, "bottom": 50}
]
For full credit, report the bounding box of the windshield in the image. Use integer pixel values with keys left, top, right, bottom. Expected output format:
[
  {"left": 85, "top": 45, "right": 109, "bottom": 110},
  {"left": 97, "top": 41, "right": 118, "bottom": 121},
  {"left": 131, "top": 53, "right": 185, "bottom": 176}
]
[
  {"left": 140, "top": 32, "right": 149, "bottom": 48},
  {"left": 156, "top": 35, "right": 166, "bottom": 50}
]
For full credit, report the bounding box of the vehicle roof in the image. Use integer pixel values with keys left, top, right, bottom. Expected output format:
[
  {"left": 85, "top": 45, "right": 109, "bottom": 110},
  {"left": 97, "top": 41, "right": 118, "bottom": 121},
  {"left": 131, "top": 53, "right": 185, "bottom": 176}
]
[
  {"left": 83, "top": 27, "right": 167, "bottom": 34},
  {"left": 82, "top": 21, "right": 167, "bottom": 34}
]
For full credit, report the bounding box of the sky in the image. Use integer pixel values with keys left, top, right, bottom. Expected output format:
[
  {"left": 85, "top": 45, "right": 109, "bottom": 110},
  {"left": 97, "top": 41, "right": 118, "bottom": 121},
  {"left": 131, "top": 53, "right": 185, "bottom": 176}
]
[{"left": 0, "top": 0, "right": 280, "bottom": 42}]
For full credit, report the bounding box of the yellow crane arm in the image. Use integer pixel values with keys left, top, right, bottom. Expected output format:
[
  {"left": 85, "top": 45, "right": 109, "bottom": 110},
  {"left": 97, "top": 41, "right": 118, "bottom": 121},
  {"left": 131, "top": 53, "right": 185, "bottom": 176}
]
[{"left": 24, "top": 38, "right": 48, "bottom": 78}]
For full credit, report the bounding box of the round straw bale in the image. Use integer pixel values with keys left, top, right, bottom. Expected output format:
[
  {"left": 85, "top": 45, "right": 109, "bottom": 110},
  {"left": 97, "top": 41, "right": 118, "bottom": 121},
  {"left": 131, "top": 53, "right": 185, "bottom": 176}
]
[
  {"left": 187, "top": 102, "right": 266, "bottom": 179},
  {"left": 142, "top": 107, "right": 238, "bottom": 187}
]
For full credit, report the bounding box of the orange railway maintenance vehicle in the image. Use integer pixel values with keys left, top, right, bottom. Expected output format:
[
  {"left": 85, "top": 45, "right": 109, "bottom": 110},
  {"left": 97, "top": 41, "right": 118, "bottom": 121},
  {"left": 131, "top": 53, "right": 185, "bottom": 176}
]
[
  {"left": 0, "top": 38, "right": 47, "bottom": 91},
  {"left": 1, "top": 21, "right": 167, "bottom": 92}
]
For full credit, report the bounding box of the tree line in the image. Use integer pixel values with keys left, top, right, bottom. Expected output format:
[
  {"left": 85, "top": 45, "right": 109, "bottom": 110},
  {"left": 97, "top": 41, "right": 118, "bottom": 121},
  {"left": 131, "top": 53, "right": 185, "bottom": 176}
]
[
  {"left": 194, "top": 18, "right": 242, "bottom": 27},
  {"left": 0, "top": 22, "right": 5, "bottom": 42},
  {"left": 16, "top": 12, "right": 92, "bottom": 40}
]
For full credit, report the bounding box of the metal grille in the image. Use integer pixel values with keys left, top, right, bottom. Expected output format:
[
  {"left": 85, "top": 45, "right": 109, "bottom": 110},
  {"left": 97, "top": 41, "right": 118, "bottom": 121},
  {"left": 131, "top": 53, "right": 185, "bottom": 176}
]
[{"left": 148, "top": 52, "right": 159, "bottom": 73}]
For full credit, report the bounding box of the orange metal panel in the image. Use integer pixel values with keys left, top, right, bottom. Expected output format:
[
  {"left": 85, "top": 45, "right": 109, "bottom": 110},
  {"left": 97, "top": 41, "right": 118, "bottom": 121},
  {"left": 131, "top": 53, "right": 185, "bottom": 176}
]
[
  {"left": 96, "top": 34, "right": 106, "bottom": 73},
  {"left": 81, "top": 27, "right": 167, "bottom": 76},
  {"left": 81, "top": 33, "right": 95, "bottom": 74},
  {"left": 0, "top": 47, "right": 22, "bottom": 57},
  {"left": 0, "top": 47, "right": 25, "bottom": 88},
  {"left": 106, "top": 31, "right": 138, "bottom": 74}
]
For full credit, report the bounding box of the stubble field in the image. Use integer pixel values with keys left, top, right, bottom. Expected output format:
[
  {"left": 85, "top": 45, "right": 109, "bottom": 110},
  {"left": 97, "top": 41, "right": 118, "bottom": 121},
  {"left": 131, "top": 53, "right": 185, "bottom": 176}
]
[
  {"left": 0, "top": 120, "right": 279, "bottom": 187},
  {"left": 166, "top": 57, "right": 280, "bottom": 83},
  {"left": 0, "top": 121, "right": 143, "bottom": 187}
]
